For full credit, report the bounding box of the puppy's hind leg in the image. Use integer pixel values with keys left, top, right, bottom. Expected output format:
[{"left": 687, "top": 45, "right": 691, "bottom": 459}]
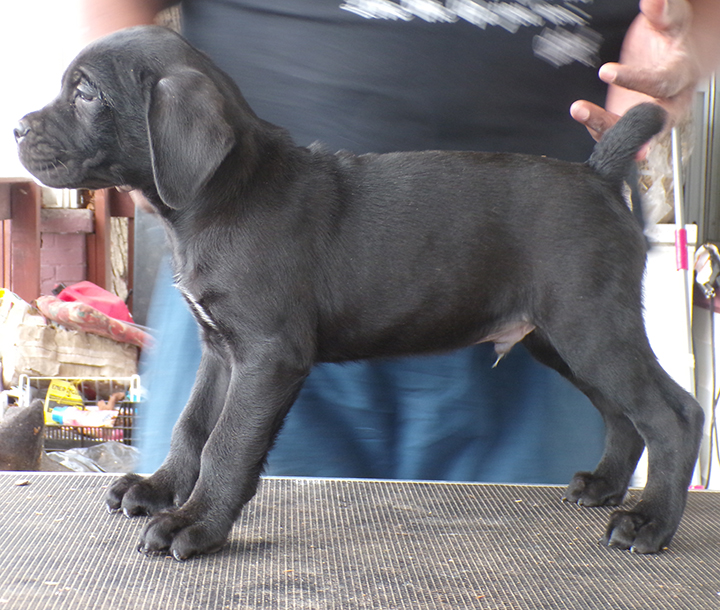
[
  {"left": 562, "top": 411, "right": 644, "bottom": 508},
  {"left": 533, "top": 309, "right": 703, "bottom": 553},
  {"left": 523, "top": 332, "right": 645, "bottom": 507},
  {"left": 600, "top": 367, "right": 703, "bottom": 553},
  {"left": 106, "top": 348, "right": 230, "bottom": 516}
]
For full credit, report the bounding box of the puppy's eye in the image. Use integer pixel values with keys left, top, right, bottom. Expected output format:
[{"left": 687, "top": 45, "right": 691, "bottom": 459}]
[
  {"left": 78, "top": 90, "right": 95, "bottom": 102},
  {"left": 75, "top": 80, "right": 99, "bottom": 103}
]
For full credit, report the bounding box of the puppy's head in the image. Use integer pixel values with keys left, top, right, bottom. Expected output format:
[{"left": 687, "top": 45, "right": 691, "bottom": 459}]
[{"left": 15, "top": 26, "right": 243, "bottom": 209}]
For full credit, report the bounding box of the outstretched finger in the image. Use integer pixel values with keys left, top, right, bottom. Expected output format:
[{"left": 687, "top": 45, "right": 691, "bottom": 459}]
[{"left": 570, "top": 100, "right": 620, "bottom": 142}]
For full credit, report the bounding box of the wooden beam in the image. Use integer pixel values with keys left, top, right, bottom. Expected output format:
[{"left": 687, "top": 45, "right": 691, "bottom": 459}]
[
  {"left": 40, "top": 208, "right": 94, "bottom": 234},
  {"left": 0, "top": 182, "right": 11, "bottom": 221},
  {"left": 108, "top": 189, "right": 135, "bottom": 218},
  {"left": 86, "top": 189, "right": 112, "bottom": 290},
  {"left": 9, "top": 182, "right": 41, "bottom": 302},
  {"left": 1, "top": 220, "right": 9, "bottom": 290},
  {"left": 109, "top": 189, "right": 135, "bottom": 311}
]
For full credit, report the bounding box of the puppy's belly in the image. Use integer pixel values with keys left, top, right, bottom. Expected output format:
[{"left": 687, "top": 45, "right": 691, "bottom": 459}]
[
  {"left": 318, "top": 314, "right": 535, "bottom": 363},
  {"left": 478, "top": 320, "right": 536, "bottom": 365}
]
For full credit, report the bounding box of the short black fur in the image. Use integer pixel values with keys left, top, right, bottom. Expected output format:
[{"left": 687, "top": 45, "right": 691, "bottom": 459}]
[{"left": 16, "top": 26, "right": 703, "bottom": 560}]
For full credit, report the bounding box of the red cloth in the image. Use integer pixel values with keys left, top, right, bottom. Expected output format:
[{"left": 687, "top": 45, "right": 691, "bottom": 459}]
[
  {"left": 57, "top": 281, "right": 133, "bottom": 323},
  {"left": 36, "top": 295, "right": 152, "bottom": 349}
]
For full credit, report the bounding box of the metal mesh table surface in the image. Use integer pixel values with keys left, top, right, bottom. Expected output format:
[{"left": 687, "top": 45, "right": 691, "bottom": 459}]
[{"left": 0, "top": 473, "right": 718, "bottom": 609}]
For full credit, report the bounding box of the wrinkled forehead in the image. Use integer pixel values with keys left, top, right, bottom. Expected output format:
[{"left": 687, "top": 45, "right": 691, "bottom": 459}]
[{"left": 63, "top": 26, "right": 199, "bottom": 91}]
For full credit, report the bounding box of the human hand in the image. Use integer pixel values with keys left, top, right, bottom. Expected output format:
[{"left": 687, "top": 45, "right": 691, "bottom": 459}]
[{"left": 571, "top": 0, "right": 698, "bottom": 143}]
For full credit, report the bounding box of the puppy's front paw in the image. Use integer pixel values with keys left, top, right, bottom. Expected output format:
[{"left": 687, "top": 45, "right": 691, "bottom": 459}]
[
  {"left": 602, "top": 504, "right": 674, "bottom": 554},
  {"left": 105, "top": 473, "right": 175, "bottom": 517},
  {"left": 563, "top": 471, "right": 626, "bottom": 507},
  {"left": 139, "top": 508, "right": 230, "bottom": 561}
]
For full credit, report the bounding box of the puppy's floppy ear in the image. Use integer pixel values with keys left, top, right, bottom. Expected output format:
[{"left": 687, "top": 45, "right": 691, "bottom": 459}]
[{"left": 147, "top": 69, "right": 235, "bottom": 209}]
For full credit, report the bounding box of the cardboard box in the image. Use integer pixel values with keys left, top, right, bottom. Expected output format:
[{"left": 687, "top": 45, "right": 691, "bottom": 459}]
[{"left": 1, "top": 291, "right": 137, "bottom": 388}]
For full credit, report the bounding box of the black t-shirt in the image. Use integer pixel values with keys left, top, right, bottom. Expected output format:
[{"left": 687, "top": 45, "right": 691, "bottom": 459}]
[{"left": 180, "top": 0, "right": 638, "bottom": 160}]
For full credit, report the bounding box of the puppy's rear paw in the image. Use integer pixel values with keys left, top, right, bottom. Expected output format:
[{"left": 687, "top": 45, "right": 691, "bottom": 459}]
[
  {"left": 602, "top": 506, "right": 674, "bottom": 554},
  {"left": 105, "top": 473, "right": 174, "bottom": 517},
  {"left": 563, "top": 471, "right": 626, "bottom": 507}
]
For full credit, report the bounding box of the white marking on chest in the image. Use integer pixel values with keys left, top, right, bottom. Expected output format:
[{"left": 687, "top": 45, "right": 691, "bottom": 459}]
[{"left": 176, "top": 283, "right": 219, "bottom": 331}]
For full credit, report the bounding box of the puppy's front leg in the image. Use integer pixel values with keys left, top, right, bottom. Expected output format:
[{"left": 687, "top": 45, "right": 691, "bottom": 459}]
[
  {"left": 106, "top": 349, "right": 230, "bottom": 516},
  {"left": 137, "top": 348, "right": 308, "bottom": 560}
]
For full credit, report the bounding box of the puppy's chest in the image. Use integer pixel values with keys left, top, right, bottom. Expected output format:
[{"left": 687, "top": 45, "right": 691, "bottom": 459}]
[{"left": 174, "top": 277, "right": 219, "bottom": 332}]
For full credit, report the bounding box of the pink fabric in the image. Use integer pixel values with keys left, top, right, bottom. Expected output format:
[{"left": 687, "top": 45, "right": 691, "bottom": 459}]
[
  {"left": 57, "top": 281, "right": 133, "bottom": 323},
  {"left": 36, "top": 295, "right": 152, "bottom": 349}
]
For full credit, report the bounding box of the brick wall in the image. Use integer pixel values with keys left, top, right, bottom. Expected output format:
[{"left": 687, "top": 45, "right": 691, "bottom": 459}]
[
  {"left": 40, "top": 232, "right": 87, "bottom": 296},
  {"left": 38, "top": 208, "right": 94, "bottom": 297}
]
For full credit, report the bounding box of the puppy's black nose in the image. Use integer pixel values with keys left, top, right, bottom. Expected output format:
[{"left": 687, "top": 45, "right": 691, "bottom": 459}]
[{"left": 14, "top": 119, "right": 30, "bottom": 143}]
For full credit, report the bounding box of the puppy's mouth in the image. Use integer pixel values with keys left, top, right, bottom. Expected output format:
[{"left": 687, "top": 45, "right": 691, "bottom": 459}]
[
  {"left": 18, "top": 145, "right": 119, "bottom": 191},
  {"left": 18, "top": 153, "right": 77, "bottom": 189}
]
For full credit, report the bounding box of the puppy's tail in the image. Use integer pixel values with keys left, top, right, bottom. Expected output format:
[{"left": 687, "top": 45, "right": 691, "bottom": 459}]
[{"left": 587, "top": 102, "right": 667, "bottom": 186}]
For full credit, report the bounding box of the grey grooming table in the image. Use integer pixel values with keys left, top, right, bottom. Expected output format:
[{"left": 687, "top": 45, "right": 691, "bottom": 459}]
[{"left": 0, "top": 474, "right": 718, "bottom": 609}]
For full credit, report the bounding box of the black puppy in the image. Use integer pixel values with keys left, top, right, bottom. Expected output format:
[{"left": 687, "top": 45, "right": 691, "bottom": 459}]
[{"left": 16, "top": 26, "right": 703, "bottom": 560}]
